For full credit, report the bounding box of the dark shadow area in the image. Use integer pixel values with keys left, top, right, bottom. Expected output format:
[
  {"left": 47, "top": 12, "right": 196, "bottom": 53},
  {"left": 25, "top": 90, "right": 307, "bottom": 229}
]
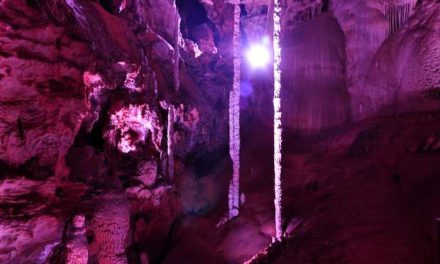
[
  {"left": 322, "top": 0, "right": 329, "bottom": 12},
  {"left": 176, "top": 0, "right": 219, "bottom": 46},
  {"left": 99, "top": 0, "right": 114, "bottom": 14}
]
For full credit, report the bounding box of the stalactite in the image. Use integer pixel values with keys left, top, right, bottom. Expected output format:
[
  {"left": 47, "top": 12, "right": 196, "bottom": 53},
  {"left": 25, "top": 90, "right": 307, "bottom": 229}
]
[
  {"left": 65, "top": 215, "right": 88, "bottom": 264},
  {"left": 228, "top": 0, "right": 241, "bottom": 220},
  {"left": 170, "top": 0, "right": 179, "bottom": 182},
  {"left": 386, "top": 1, "right": 416, "bottom": 35},
  {"left": 92, "top": 193, "right": 129, "bottom": 264},
  {"left": 285, "top": 1, "right": 322, "bottom": 30},
  {"left": 273, "top": 0, "right": 283, "bottom": 241},
  {"left": 173, "top": 0, "right": 180, "bottom": 93},
  {"left": 167, "top": 105, "right": 175, "bottom": 182}
]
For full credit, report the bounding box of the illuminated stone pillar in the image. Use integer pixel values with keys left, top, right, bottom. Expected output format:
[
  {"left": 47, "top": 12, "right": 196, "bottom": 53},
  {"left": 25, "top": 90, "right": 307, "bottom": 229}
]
[
  {"left": 273, "top": 0, "right": 283, "bottom": 241},
  {"left": 228, "top": 0, "right": 241, "bottom": 220}
]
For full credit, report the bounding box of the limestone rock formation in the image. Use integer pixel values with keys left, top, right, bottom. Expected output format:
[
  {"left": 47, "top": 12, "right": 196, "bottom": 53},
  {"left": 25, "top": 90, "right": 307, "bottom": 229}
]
[
  {"left": 91, "top": 192, "right": 130, "bottom": 264},
  {"left": 0, "top": 0, "right": 91, "bottom": 177},
  {"left": 1, "top": 0, "right": 440, "bottom": 263}
]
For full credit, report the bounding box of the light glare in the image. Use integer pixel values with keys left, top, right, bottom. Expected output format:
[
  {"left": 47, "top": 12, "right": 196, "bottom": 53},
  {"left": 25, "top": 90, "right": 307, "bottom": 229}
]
[{"left": 246, "top": 43, "right": 270, "bottom": 69}]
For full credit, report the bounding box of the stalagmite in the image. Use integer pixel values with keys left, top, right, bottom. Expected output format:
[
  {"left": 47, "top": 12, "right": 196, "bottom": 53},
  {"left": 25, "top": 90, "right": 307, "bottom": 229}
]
[
  {"left": 65, "top": 215, "right": 88, "bottom": 264},
  {"left": 273, "top": 0, "right": 283, "bottom": 241},
  {"left": 228, "top": 0, "right": 241, "bottom": 220},
  {"left": 167, "top": 105, "right": 175, "bottom": 181},
  {"left": 92, "top": 193, "right": 130, "bottom": 264}
]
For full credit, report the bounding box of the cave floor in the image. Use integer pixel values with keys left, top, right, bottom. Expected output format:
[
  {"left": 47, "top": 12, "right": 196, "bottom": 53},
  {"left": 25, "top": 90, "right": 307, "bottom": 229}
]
[{"left": 163, "top": 110, "right": 440, "bottom": 264}]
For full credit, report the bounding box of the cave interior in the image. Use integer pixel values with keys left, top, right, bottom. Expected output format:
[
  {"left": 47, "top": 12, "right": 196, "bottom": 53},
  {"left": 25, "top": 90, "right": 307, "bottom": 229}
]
[{"left": 1, "top": 0, "right": 440, "bottom": 263}]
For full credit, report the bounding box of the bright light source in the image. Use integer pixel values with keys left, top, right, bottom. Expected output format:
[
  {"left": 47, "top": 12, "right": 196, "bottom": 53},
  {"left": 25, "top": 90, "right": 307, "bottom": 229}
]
[{"left": 246, "top": 43, "right": 271, "bottom": 69}]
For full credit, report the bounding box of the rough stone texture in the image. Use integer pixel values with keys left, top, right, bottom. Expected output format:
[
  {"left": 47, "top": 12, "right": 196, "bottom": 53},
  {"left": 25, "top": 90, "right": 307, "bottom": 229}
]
[
  {"left": 0, "top": 0, "right": 91, "bottom": 176},
  {"left": 82, "top": 71, "right": 114, "bottom": 132},
  {"left": 91, "top": 192, "right": 130, "bottom": 264},
  {"left": 0, "top": 178, "right": 61, "bottom": 263},
  {"left": 105, "top": 104, "right": 163, "bottom": 154},
  {"left": 192, "top": 23, "right": 217, "bottom": 53},
  {"left": 65, "top": 215, "right": 88, "bottom": 264},
  {"left": 136, "top": 160, "right": 157, "bottom": 187},
  {"left": 0, "top": 0, "right": 175, "bottom": 263},
  {"left": 0, "top": 176, "right": 89, "bottom": 263},
  {"left": 282, "top": 0, "right": 323, "bottom": 31},
  {"left": 241, "top": 4, "right": 269, "bottom": 43},
  {"left": 40, "top": 0, "right": 140, "bottom": 61},
  {"left": 49, "top": 214, "right": 89, "bottom": 264},
  {"left": 362, "top": 1, "right": 440, "bottom": 116},
  {"left": 199, "top": 0, "right": 233, "bottom": 55},
  {"left": 132, "top": 0, "right": 180, "bottom": 45},
  {"left": 331, "top": 0, "right": 431, "bottom": 119},
  {"left": 331, "top": 0, "right": 389, "bottom": 119}
]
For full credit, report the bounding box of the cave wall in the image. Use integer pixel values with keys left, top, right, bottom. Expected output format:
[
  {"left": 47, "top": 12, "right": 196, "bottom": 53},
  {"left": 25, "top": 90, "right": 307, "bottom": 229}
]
[
  {"left": 281, "top": 14, "right": 350, "bottom": 131},
  {"left": 363, "top": 1, "right": 440, "bottom": 116},
  {"left": 236, "top": 0, "right": 440, "bottom": 131},
  {"left": 330, "top": 0, "right": 440, "bottom": 119},
  {"left": 0, "top": 0, "right": 91, "bottom": 178},
  {"left": 0, "top": 0, "right": 231, "bottom": 262}
]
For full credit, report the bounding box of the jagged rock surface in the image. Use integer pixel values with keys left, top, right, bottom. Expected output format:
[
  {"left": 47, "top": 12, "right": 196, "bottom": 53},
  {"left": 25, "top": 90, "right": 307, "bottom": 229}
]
[{"left": 0, "top": 0, "right": 91, "bottom": 176}]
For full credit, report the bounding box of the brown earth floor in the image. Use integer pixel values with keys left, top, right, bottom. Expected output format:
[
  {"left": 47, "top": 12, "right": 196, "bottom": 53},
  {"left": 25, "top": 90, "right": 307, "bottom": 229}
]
[{"left": 164, "top": 110, "right": 440, "bottom": 264}]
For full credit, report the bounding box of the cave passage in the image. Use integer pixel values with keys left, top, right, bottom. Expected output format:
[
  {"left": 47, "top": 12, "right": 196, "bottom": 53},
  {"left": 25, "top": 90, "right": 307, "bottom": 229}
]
[{"left": 0, "top": 0, "right": 439, "bottom": 264}]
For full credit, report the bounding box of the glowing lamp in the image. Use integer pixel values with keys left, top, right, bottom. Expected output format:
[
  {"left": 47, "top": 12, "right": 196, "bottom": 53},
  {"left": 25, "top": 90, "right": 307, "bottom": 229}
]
[{"left": 246, "top": 42, "right": 271, "bottom": 69}]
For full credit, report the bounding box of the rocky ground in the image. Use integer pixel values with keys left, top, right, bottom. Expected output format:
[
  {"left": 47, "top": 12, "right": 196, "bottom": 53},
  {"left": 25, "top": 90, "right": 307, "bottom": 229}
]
[
  {"left": 136, "top": 108, "right": 440, "bottom": 264},
  {"left": 244, "top": 110, "right": 440, "bottom": 264}
]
